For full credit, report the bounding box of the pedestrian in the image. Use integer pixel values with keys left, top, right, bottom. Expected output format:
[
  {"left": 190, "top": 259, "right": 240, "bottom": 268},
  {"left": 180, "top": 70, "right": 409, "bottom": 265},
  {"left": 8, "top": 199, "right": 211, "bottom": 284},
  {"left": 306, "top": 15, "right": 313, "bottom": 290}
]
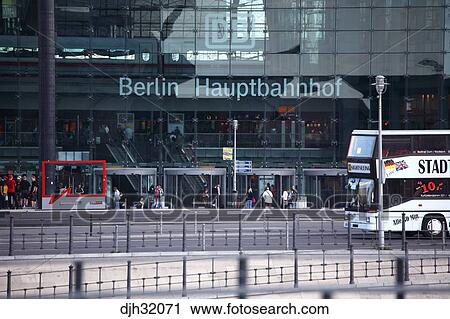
[
  {"left": 158, "top": 185, "right": 165, "bottom": 208},
  {"left": 20, "top": 174, "right": 31, "bottom": 208},
  {"left": 282, "top": 188, "right": 289, "bottom": 209},
  {"left": 0, "top": 176, "right": 6, "bottom": 209},
  {"left": 30, "top": 175, "right": 38, "bottom": 209},
  {"left": 262, "top": 186, "right": 273, "bottom": 208},
  {"left": 5, "top": 175, "right": 16, "bottom": 209},
  {"left": 213, "top": 184, "right": 221, "bottom": 208},
  {"left": 113, "top": 186, "right": 122, "bottom": 209},
  {"left": 15, "top": 175, "right": 21, "bottom": 208},
  {"left": 75, "top": 183, "right": 84, "bottom": 194},
  {"left": 148, "top": 184, "right": 155, "bottom": 208},
  {"left": 244, "top": 187, "right": 254, "bottom": 209},
  {"left": 289, "top": 186, "right": 298, "bottom": 209}
]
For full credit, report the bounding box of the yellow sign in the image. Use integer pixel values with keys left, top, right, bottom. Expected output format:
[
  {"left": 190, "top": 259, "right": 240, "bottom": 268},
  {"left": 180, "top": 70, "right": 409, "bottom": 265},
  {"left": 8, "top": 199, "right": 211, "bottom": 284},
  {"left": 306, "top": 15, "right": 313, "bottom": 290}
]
[{"left": 223, "top": 147, "right": 233, "bottom": 161}]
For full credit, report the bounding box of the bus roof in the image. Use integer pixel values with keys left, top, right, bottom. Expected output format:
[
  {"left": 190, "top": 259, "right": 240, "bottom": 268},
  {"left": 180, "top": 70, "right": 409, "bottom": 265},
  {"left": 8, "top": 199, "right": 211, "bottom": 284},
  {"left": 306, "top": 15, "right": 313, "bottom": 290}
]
[{"left": 352, "top": 130, "right": 450, "bottom": 136}]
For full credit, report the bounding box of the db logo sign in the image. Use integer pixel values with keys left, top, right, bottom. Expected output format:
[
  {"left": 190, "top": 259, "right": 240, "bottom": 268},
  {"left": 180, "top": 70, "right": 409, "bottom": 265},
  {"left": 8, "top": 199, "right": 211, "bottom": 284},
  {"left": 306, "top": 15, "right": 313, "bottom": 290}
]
[{"left": 204, "top": 12, "right": 255, "bottom": 50}]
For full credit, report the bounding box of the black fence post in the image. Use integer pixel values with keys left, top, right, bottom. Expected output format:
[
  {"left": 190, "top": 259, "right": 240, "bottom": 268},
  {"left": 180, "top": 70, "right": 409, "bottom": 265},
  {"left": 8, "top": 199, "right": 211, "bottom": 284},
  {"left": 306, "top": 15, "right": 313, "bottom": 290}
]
[
  {"left": 126, "top": 213, "right": 130, "bottom": 253},
  {"left": 89, "top": 214, "right": 93, "bottom": 237},
  {"left": 74, "top": 261, "right": 83, "bottom": 298},
  {"left": 347, "top": 214, "right": 352, "bottom": 249},
  {"left": 238, "top": 211, "right": 242, "bottom": 252},
  {"left": 126, "top": 260, "right": 131, "bottom": 299},
  {"left": 349, "top": 244, "right": 354, "bottom": 284},
  {"left": 6, "top": 270, "right": 11, "bottom": 299},
  {"left": 404, "top": 242, "right": 409, "bottom": 282},
  {"left": 294, "top": 249, "right": 298, "bottom": 288},
  {"left": 182, "top": 212, "right": 186, "bottom": 252},
  {"left": 442, "top": 220, "right": 446, "bottom": 250},
  {"left": 239, "top": 255, "right": 247, "bottom": 299},
  {"left": 401, "top": 212, "right": 406, "bottom": 251},
  {"left": 68, "top": 265, "right": 73, "bottom": 298},
  {"left": 292, "top": 213, "right": 296, "bottom": 250},
  {"left": 68, "top": 215, "right": 73, "bottom": 254},
  {"left": 396, "top": 258, "right": 405, "bottom": 299},
  {"left": 8, "top": 217, "right": 14, "bottom": 257},
  {"left": 182, "top": 256, "right": 187, "bottom": 297}
]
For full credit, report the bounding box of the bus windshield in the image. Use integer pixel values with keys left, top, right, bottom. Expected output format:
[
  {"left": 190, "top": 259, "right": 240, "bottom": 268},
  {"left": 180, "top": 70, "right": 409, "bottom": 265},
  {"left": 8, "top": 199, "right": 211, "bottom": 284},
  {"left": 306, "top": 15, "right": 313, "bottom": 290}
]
[
  {"left": 346, "top": 178, "right": 375, "bottom": 211},
  {"left": 347, "top": 135, "right": 376, "bottom": 158}
]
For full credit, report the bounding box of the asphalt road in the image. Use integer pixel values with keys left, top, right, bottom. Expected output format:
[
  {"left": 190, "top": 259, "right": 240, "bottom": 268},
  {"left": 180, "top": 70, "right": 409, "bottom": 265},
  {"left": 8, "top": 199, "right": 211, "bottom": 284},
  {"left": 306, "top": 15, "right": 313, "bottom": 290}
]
[{"left": 0, "top": 209, "right": 445, "bottom": 256}]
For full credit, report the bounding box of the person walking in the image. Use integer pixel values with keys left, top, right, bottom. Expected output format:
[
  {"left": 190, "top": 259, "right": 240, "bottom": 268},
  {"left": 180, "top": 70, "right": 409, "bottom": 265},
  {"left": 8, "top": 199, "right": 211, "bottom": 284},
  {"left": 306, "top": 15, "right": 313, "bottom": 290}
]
[
  {"left": 244, "top": 187, "right": 254, "bottom": 209},
  {"left": 20, "top": 174, "right": 30, "bottom": 208},
  {"left": 5, "top": 175, "right": 16, "bottom": 209},
  {"left": 113, "top": 186, "right": 122, "bottom": 209},
  {"left": 262, "top": 186, "right": 273, "bottom": 208},
  {"left": 30, "top": 175, "right": 38, "bottom": 209},
  {"left": 0, "top": 176, "right": 6, "bottom": 209},
  {"left": 282, "top": 188, "right": 289, "bottom": 209}
]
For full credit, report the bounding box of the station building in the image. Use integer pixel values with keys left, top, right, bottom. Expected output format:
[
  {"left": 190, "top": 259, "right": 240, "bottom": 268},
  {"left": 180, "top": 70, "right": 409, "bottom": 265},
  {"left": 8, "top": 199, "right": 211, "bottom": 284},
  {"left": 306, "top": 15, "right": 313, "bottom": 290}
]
[{"left": 0, "top": 0, "right": 449, "bottom": 206}]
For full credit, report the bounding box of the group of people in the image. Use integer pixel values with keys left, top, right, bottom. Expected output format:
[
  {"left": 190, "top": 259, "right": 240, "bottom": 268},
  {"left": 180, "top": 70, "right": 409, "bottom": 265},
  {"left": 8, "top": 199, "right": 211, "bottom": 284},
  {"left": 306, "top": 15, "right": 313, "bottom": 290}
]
[
  {"left": 113, "top": 185, "right": 166, "bottom": 209},
  {"left": 245, "top": 184, "right": 298, "bottom": 209},
  {"left": 0, "top": 174, "right": 38, "bottom": 209}
]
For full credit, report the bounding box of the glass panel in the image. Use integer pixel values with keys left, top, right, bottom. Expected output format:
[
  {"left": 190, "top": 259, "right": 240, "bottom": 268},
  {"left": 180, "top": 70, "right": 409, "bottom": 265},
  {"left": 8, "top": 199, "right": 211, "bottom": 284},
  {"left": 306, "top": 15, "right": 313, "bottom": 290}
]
[
  {"left": 372, "top": 31, "right": 407, "bottom": 53},
  {"left": 408, "top": 30, "right": 444, "bottom": 53},
  {"left": 336, "top": 8, "right": 371, "bottom": 30},
  {"left": 372, "top": 8, "right": 407, "bottom": 30},
  {"left": 336, "top": 54, "right": 370, "bottom": 75},
  {"left": 371, "top": 54, "right": 407, "bottom": 76},
  {"left": 336, "top": 31, "right": 370, "bottom": 53},
  {"left": 408, "top": 7, "right": 444, "bottom": 29}
]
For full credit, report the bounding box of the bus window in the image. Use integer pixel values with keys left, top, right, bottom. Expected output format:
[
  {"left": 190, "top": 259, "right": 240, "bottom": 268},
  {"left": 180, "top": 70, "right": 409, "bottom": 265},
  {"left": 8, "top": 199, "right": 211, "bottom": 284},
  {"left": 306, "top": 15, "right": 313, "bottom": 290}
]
[
  {"left": 347, "top": 135, "right": 376, "bottom": 158},
  {"left": 383, "top": 136, "right": 411, "bottom": 157},
  {"left": 346, "top": 178, "right": 375, "bottom": 211},
  {"left": 414, "top": 135, "right": 448, "bottom": 154}
]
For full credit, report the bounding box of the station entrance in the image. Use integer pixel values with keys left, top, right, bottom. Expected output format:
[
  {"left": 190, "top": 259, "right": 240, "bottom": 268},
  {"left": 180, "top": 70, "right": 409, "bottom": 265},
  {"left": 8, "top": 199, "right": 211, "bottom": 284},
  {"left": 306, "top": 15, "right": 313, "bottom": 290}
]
[
  {"left": 164, "top": 168, "right": 227, "bottom": 208},
  {"left": 303, "top": 168, "right": 347, "bottom": 208},
  {"left": 94, "top": 167, "right": 157, "bottom": 208},
  {"left": 236, "top": 168, "right": 296, "bottom": 208}
]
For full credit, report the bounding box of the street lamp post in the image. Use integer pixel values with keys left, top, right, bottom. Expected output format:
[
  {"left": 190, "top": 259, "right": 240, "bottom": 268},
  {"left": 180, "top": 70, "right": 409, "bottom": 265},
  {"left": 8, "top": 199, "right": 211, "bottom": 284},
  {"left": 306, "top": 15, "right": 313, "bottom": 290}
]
[
  {"left": 233, "top": 120, "right": 238, "bottom": 207},
  {"left": 373, "top": 75, "right": 388, "bottom": 249}
]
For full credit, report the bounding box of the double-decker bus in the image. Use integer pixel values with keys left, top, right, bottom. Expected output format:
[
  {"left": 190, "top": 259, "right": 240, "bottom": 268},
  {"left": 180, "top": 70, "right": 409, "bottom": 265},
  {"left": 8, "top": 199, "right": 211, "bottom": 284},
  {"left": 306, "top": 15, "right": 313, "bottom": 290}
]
[{"left": 345, "top": 130, "right": 450, "bottom": 236}]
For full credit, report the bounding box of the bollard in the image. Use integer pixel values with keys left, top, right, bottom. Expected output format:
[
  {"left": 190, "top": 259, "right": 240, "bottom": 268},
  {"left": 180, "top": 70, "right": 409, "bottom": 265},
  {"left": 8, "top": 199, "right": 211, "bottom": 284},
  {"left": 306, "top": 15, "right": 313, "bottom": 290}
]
[
  {"left": 8, "top": 216, "right": 14, "bottom": 256},
  {"left": 266, "top": 254, "right": 271, "bottom": 284},
  {"left": 169, "top": 230, "right": 173, "bottom": 247},
  {"left": 401, "top": 212, "right": 406, "bottom": 251},
  {"left": 377, "top": 248, "right": 381, "bottom": 277},
  {"left": 434, "top": 248, "right": 437, "bottom": 274},
  {"left": 336, "top": 263, "right": 339, "bottom": 279},
  {"left": 126, "top": 261, "right": 131, "bottom": 299},
  {"left": 126, "top": 213, "right": 130, "bottom": 253},
  {"left": 404, "top": 242, "right": 409, "bottom": 282},
  {"left": 22, "top": 233, "right": 25, "bottom": 250},
  {"left": 114, "top": 225, "right": 119, "bottom": 253},
  {"left": 294, "top": 249, "right": 298, "bottom": 288},
  {"left": 202, "top": 224, "right": 206, "bottom": 251},
  {"left": 68, "top": 265, "right": 73, "bottom": 298},
  {"left": 6, "top": 270, "right": 11, "bottom": 299},
  {"left": 68, "top": 215, "right": 73, "bottom": 254},
  {"left": 155, "top": 262, "right": 159, "bottom": 292},
  {"left": 396, "top": 258, "right": 405, "bottom": 299},
  {"left": 239, "top": 255, "right": 247, "bottom": 299},
  {"left": 349, "top": 244, "right": 354, "bottom": 284},
  {"left": 182, "top": 257, "right": 187, "bottom": 297},
  {"left": 211, "top": 259, "right": 215, "bottom": 289},
  {"left": 266, "top": 229, "right": 270, "bottom": 246},
  {"left": 194, "top": 211, "right": 198, "bottom": 234},
  {"left": 54, "top": 233, "right": 58, "bottom": 249},
  {"left": 74, "top": 261, "right": 83, "bottom": 298},
  {"left": 84, "top": 232, "right": 88, "bottom": 248},
  {"left": 253, "top": 230, "right": 256, "bottom": 246},
  {"left": 160, "top": 212, "right": 163, "bottom": 235}
]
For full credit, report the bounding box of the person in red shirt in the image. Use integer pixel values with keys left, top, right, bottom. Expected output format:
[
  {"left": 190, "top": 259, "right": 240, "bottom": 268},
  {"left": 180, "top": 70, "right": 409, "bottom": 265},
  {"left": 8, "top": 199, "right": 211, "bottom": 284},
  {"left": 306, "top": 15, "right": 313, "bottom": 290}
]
[{"left": 5, "top": 175, "right": 16, "bottom": 209}]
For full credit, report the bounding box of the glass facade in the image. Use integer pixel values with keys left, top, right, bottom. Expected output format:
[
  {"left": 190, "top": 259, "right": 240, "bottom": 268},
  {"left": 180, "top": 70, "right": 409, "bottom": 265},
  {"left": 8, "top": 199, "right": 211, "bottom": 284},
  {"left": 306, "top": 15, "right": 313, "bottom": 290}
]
[{"left": 0, "top": 0, "right": 450, "bottom": 196}]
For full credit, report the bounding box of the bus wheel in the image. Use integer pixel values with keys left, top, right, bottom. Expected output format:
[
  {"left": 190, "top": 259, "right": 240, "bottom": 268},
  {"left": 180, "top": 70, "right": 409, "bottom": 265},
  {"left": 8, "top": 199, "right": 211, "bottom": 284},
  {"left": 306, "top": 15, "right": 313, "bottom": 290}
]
[{"left": 421, "top": 215, "right": 446, "bottom": 237}]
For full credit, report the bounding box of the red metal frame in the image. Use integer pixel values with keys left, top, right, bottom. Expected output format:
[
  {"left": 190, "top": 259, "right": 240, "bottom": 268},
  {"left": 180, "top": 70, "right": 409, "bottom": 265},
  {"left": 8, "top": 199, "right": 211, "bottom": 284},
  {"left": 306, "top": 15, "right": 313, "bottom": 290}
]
[{"left": 41, "top": 160, "right": 107, "bottom": 198}]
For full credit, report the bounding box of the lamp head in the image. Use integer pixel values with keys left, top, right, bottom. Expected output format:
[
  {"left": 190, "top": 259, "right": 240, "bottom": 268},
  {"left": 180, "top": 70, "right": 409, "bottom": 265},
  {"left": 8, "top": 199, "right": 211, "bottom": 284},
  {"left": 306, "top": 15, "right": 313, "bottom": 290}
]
[
  {"left": 233, "top": 119, "right": 238, "bottom": 129},
  {"left": 374, "top": 75, "right": 387, "bottom": 95}
]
